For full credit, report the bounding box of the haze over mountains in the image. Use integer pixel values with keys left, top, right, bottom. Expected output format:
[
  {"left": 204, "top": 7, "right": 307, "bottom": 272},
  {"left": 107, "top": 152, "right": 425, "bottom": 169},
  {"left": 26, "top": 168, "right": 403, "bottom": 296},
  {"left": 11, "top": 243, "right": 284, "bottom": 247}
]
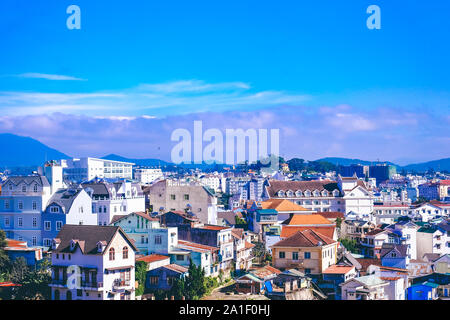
[{"left": 0, "top": 133, "right": 449, "bottom": 172}]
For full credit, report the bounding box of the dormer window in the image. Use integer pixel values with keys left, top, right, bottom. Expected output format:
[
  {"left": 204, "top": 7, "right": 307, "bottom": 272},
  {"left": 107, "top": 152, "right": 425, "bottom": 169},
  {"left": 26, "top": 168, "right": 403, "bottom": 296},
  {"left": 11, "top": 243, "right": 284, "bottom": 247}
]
[
  {"left": 333, "top": 190, "right": 340, "bottom": 197},
  {"left": 295, "top": 190, "right": 302, "bottom": 197},
  {"left": 304, "top": 190, "right": 311, "bottom": 197},
  {"left": 322, "top": 191, "right": 328, "bottom": 197},
  {"left": 70, "top": 240, "right": 77, "bottom": 251},
  {"left": 33, "top": 184, "right": 38, "bottom": 192},
  {"left": 286, "top": 190, "right": 294, "bottom": 197},
  {"left": 97, "top": 242, "right": 103, "bottom": 253},
  {"left": 277, "top": 190, "right": 285, "bottom": 197},
  {"left": 313, "top": 190, "right": 320, "bottom": 197},
  {"left": 22, "top": 185, "right": 27, "bottom": 192}
]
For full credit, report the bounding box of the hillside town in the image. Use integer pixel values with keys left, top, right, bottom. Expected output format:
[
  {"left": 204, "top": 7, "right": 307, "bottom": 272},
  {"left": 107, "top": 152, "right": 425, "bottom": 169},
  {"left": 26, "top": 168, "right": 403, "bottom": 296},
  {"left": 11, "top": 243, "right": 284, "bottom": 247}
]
[{"left": 0, "top": 157, "right": 449, "bottom": 300}]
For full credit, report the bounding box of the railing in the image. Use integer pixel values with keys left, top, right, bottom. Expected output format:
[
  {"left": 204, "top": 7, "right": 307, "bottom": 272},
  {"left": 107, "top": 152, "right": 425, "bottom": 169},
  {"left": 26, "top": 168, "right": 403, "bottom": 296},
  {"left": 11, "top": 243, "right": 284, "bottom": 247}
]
[{"left": 112, "top": 279, "right": 131, "bottom": 291}]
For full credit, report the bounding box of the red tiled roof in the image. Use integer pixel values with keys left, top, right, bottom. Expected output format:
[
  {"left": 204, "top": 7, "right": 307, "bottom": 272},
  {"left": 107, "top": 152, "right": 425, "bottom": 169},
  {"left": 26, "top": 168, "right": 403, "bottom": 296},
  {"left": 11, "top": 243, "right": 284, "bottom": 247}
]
[
  {"left": 281, "top": 226, "right": 335, "bottom": 239},
  {"left": 163, "top": 264, "right": 188, "bottom": 273},
  {"left": 273, "top": 229, "right": 336, "bottom": 248},
  {"left": 380, "top": 277, "right": 402, "bottom": 281},
  {"left": 6, "top": 239, "right": 27, "bottom": 248},
  {"left": 317, "top": 211, "right": 345, "bottom": 219},
  {"left": 244, "top": 241, "right": 255, "bottom": 249},
  {"left": 197, "top": 225, "right": 231, "bottom": 231},
  {"left": 323, "top": 265, "right": 355, "bottom": 274},
  {"left": 177, "top": 240, "right": 219, "bottom": 252},
  {"left": 250, "top": 265, "right": 281, "bottom": 279},
  {"left": 136, "top": 254, "right": 170, "bottom": 263}
]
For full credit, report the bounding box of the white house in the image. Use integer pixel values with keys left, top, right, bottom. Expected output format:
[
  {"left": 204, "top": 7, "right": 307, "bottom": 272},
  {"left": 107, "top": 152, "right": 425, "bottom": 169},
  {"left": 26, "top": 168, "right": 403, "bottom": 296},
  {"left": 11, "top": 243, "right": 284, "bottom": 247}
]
[
  {"left": 60, "top": 157, "right": 134, "bottom": 182},
  {"left": 49, "top": 225, "right": 138, "bottom": 300},
  {"left": 82, "top": 179, "right": 145, "bottom": 226}
]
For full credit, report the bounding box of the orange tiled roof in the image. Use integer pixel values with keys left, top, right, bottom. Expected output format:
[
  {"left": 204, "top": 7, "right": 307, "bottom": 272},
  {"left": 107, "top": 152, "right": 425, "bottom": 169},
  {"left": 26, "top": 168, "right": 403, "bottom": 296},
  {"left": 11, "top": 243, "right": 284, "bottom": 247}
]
[
  {"left": 244, "top": 241, "right": 255, "bottom": 249},
  {"left": 281, "top": 226, "right": 335, "bottom": 239},
  {"left": 261, "top": 199, "right": 309, "bottom": 212},
  {"left": 273, "top": 229, "right": 336, "bottom": 248},
  {"left": 323, "top": 265, "right": 355, "bottom": 274},
  {"left": 136, "top": 254, "right": 170, "bottom": 263},
  {"left": 284, "top": 214, "right": 333, "bottom": 226},
  {"left": 178, "top": 240, "right": 219, "bottom": 252},
  {"left": 197, "top": 225, "right": 231, "bottom": 231}
]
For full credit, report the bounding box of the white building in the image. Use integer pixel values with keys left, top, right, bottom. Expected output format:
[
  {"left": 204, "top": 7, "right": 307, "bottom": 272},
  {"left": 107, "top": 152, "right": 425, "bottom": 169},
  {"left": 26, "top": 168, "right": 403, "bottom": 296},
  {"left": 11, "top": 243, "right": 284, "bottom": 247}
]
[
  {"left": 0, "top": 162, "right": 65, "bottom": 247},
  {"left": 60, "top": 157, "right": 134, "bottom": 182},
  {"left": 49, "top": 225, "right": 138, "bottom": 300},
  {"left": 134, "top": 168, "right": 163, "bottom": 184},
  {"left": 81, "top": 180, "right": 145, "bottom": 226}
]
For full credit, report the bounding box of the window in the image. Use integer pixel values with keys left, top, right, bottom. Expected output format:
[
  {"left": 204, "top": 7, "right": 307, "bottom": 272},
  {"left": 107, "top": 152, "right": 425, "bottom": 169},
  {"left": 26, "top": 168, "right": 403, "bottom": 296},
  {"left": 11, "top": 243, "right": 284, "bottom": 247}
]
[
  {"left": 176, "top": 255, "right": 184, "bottom": 261},
  {"left": 32, "top": 201, "right": 37, "bottom": 210},
  {"left": 18, "top": 201, "right": 23, "bottom": 210},
  {"left": 184, "top": 194, "right": 189, "bottom": 200},
  {"left": 150, "top": 276, "right": 159, "bottom": 285},
  {"left": 4, "top": 217, "right": 10, "bottom": 227},
  {"left": 44, "top": 221, "right": 51, "bottom": 231},
  {"left": 170, "top": 194, "right": 176, "bottom": 200},
  {"left": 43, "top": 239, "right": 52, "bottom": 247},
  {"left": 56, "top": 221, "right": 63, "bottom": 231},
  {"left": 18, "top": 217, "right": 23, "bottom": 227},
  {"left": 22, "top": 185, "right": 26, "bottom": 192},
  {"left": 32, "top": 217, "right": 37, "bottom": 228},
  {"left": 123, "top": 246, "right": 128, "bottom": 259},
  {"left": 292, "top": 252, "right": 299, "bottom": 260},
  {"left": 33, "top": 184, "right": 38, "bottom": 192},
  {"left": 304, "top": 252, "right": 311, "bottom": 259},
  {"left": 279, "top": 251, "right": 285, "bottom": 259},
  {"left": 155, "top": 235, "right": 162, "bottom": 244},
  {"left": 305, "top": 268, "right": 311, "bottom": 274},
  {"left": 32, "top": 236, "right": 37, "bottom": 246},
  {"left": 4, "top": 201, "right": 9, "bottom": 209},
  {"left": 109, "top": 248, "right": 115, "bottom": 261},
  {"left": 50, "top": 206, "right": 59, "bottom": 213}
]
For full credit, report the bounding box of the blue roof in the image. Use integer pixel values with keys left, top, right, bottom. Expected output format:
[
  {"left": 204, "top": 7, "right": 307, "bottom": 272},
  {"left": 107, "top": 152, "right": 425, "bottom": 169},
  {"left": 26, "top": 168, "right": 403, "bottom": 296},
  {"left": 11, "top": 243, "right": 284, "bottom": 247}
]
[{"left": 256, "top": 209, "right": 278, "bottom": 214}]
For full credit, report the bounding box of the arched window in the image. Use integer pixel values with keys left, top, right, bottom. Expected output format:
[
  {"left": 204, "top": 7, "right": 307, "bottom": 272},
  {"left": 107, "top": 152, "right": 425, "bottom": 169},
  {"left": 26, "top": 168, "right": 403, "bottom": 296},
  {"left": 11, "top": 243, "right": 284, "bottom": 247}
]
[
  {"left": 295, "top": 190, "right": 302, "bottom": 197},
  {"left": 54, "top": 290, "right": 60, "bottom": 300},
  {"left": 98, "top": 207, "right": 102, "bottom": 213},
  {"left": 66, "top": 291, "right": 72, "bottom": 300},
  {"left": 109, "top": 248, "right": 115, "bottom": 261},
  {"left": 123, "top": 246, "right": 128, "bottom": 259}
]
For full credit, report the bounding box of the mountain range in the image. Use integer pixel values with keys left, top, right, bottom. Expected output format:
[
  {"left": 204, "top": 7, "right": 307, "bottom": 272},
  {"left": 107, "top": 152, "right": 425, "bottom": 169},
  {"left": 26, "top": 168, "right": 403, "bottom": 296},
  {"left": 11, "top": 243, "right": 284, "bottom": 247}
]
[{"left": 0, "top": 133, "right": 449, "bottom": 172}]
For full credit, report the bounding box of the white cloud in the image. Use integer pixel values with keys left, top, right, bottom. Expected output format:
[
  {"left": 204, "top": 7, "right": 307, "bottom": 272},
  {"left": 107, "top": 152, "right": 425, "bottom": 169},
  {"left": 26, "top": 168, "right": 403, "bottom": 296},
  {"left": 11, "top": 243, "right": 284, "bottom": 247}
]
[{"left": 16, "top": 73, "right": 86, "bottom": 81}]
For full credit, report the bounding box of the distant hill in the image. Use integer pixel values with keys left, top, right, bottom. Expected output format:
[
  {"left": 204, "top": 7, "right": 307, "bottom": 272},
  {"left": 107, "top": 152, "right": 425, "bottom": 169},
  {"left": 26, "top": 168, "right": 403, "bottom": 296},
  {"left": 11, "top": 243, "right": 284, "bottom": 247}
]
[
  {"left": 402, "top": 158, "right": 450, "bottom": 172},
  {"left": 101, "top": 154, "right": 171, "bottom": 167},
  {"left": 0, "top": 133, "right": 70, "bottom": 167},
  {"left": 316, "top": 157, "right": 398, "bottom": 167}
]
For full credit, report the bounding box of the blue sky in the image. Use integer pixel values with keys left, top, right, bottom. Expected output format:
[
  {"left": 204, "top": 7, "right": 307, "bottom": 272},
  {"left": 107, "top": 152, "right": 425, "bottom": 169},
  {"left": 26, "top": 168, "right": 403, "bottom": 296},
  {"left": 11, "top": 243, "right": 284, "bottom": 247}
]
[{"left": 0, "top": 1, "right": 449, "bottom": 164}]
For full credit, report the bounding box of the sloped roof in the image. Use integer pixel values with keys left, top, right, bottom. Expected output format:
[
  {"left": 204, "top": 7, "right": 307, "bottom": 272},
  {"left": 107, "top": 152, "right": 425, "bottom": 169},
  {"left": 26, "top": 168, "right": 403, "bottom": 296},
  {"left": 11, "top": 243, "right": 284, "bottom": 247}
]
[
  {"left": 266, "top": 180, "right": 341, "bottom": 197},
  {"left": 323, "top": 265, "right": 355, "bottom": 274},
  {"left": 52, "top": 225, "right": 137, "bottom": 254},
  {"left": 163, "top": 264, "right": 188, "bottom": 274},
  {"left": 46, "top": 188, "right": 83, "bottom": 214},
  {"left": 282, "top": 214, "right": 333, "bottom": 226},
  {"left": 272, "top": 229, "right": 336, "bottom": 248},
  {"left": 281, "top": 226, "right": 335, "bottom": 239},
  {"left": 3, "top": 175, "right": 50, "bottom": 188},
  {"left": 261, "top": 199, "right": 309, "bottom": 212},
  {"left": 111, "top": 211, "right": 159, "bottom": 225},
  {"left": 380, "top": 243, "right": 408, "bottom": 259},
  {"left": 136, "top": 254, "right": 170, "bottom": 263}
]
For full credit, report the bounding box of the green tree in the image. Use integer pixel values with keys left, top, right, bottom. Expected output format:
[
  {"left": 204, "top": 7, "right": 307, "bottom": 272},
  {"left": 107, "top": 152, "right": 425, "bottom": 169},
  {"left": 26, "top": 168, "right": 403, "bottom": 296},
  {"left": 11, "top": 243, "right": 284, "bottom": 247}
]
[
  {"left": 135, "top": 260, "right": 148, "bottom": 297},
  {"left": 169, "top": 278, "right": 185, "bottom": 300},
  {"left": 339, "top": 238, "right": 360, "bottom": 254},
  {"left": 0, "top": 229, "right": 11, "bottom": 278},
  {"left": 184, "top": 259, "right": 206, "bottom": 300}
]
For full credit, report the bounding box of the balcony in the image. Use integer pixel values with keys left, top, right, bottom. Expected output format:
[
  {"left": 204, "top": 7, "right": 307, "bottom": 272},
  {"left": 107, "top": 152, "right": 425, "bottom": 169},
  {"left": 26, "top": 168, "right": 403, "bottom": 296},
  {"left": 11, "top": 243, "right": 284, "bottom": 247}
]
[{"left": 112, "top": 279, "right": 131, "bottom": 292}]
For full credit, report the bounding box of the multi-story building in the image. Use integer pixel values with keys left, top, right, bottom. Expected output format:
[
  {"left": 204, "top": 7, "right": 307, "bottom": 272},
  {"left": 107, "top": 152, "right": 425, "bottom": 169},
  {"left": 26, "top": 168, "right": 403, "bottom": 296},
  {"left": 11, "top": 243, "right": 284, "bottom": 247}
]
[
  {"left": 0, "top": 162, "right": 65, "bottom": 246},
  {"left": 41, "top": 187, "right": 96, "bottom": 247},
  {"left": 133, "top": 168, "right": 163, "bottom": 184},
  {"left": 418, "top": 182, "right": 440, "bottom": 200},
  {"left": 81, "top": 179, "right": 145, "bottom": 225},
  {"left": 60, "top": 157, "right": 134, "bottom": 182},
  {"left": 271, "top": 229, "right": 338, "bottom": 275},
  {"left": 340, "top": 275, "right": 389, "bottom": 300},
  {"left": 49, "top": 225, "right": 138, "bottom": 300},
  {"left": 264, "top": 176, "right": 374, "bottom": 216},
  {"left": 110, "top": 211, "right": 161, "bottom": 255},
  {"left": 369, "top": 164, "right": 397, "bottom": 186},
  {"left": 145, "top": 180, "right": 218, "bottom": 225}
]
